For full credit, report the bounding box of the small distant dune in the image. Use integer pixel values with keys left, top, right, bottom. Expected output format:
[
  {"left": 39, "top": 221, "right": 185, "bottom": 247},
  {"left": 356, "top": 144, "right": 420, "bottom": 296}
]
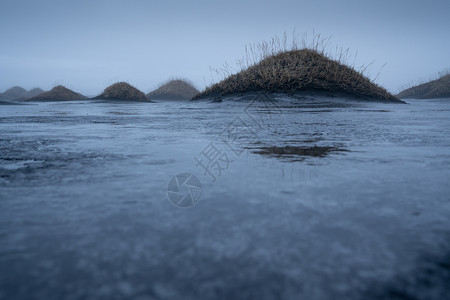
[
  {"left": 1, "top": 87, "right": 44, "bottom": 101},
  {"left": 194, "top": 47, "right": 401, "bottom": 102},
  {"left": 1, "top": 86, "right": 27, "bottom": 100},
  {"left": 93, "top": 82, "right": 149, "bottom": 101},
  {"left": 398, "top": 74, "right": 450, "bottom": 99},
  {"left": 13, "top": 88, "right": 45, "bottom": 101},
  {"left": 22, "top": 88, "right": 44, "bottom": 98},
  {"left": 27, "top": 85, "right": 87, "bottom": 101},
  {"left": 146, "top": 79, "right": 199, "bottom": 100}
]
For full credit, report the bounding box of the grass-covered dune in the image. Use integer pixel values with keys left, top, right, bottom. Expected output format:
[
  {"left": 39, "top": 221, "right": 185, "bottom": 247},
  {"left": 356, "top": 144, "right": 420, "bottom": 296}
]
[
  {"left": 398, "top": 73, "right": 450, "bottom": 99},
  {"left": 194, "top": 47, "right": 400, "bottom": 102},
  {"left": 28, "top": 85, "right": 86, "bottom": 101},
  {"left": 93, "top": 82, "right": 149, "bottom": 101},
  {"left": 146, "top": 79, "right": 199, "bottom": 100}
]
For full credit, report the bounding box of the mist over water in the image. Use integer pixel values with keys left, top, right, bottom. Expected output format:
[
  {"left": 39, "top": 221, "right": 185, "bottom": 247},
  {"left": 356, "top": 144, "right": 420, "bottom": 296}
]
[
  {"left": 1, "top": 0, "right": 450, "bottom": 94},
  {"left": 1, "top": 96, "right": 449, "bottom": 299}
]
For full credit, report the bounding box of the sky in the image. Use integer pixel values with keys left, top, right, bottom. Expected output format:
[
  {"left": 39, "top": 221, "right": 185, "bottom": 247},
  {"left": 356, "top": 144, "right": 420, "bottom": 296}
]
[{"left": 1, "top": 0, "right": 449, "bottom": 95}]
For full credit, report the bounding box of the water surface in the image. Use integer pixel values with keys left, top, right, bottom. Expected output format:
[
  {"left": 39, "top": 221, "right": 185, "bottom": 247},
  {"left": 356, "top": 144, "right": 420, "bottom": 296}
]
[{"left": 1, "top": 97, "right": 449, "bottom": 299}]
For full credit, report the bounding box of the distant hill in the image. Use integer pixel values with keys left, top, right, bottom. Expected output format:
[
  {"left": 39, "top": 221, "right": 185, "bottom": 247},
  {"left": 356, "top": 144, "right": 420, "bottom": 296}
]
[
  {"left": 13, "top": 88, "right": 45, "bottom": 101},
  {"left": 28, "top": 85, "right": 87, "bottom": 101},
  {"left": 398, "top": 74, "right": 450, "bottom": 99},
  {"left": 93, "top": 82, "right": 149, "bottom": 101},
  {"left": 2, "top": 86, "right": 27, "bottom": 100},
  {"left": 146, "top": 79, "right": 199, "bottom": 100}
]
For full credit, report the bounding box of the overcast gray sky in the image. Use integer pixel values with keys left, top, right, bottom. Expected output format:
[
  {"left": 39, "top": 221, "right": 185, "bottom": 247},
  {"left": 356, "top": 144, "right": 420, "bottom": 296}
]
[{"left": 1, "top": 0, "right": 449, "bottom": 95}]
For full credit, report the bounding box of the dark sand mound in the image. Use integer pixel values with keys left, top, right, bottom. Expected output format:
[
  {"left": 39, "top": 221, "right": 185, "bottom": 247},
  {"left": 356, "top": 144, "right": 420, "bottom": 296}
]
[
  {"left": 253, "top": 145, "right": 346, "bottom": 158},
  {"left": 94, "top": 82, "right": 148, "bottom": 101},
  {"left": 398, "top": 74, "right": 450, "bottom": 99},
  {"left": 250, "top": 145, "right": 348, "bottom": 162},
  {"left": 194, "top": 49, "right": 400, "bottom": 102},
  {"left": 146, "top": 79, "right": 199, "bottom": 100},
  {"left": 2, "top": 86, "right": 27, "bottom": 100},
  {"left": 28, "top": 85, "right": 87, "bottom": 101},
  {"left": 0, "top": 100, "right": 28, "bottom": 105}
]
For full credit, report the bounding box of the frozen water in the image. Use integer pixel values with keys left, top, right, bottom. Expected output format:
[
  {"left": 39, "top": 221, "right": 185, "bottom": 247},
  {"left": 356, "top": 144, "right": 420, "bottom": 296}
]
[{"left": 0, "top": 96, "right": 450, "bottom": 299}]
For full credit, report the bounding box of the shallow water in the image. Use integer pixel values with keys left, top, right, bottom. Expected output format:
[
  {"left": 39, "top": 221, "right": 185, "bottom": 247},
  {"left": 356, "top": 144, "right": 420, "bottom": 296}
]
[{"left": 1, "top": 96, "right": 450, "bottom": 300}]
